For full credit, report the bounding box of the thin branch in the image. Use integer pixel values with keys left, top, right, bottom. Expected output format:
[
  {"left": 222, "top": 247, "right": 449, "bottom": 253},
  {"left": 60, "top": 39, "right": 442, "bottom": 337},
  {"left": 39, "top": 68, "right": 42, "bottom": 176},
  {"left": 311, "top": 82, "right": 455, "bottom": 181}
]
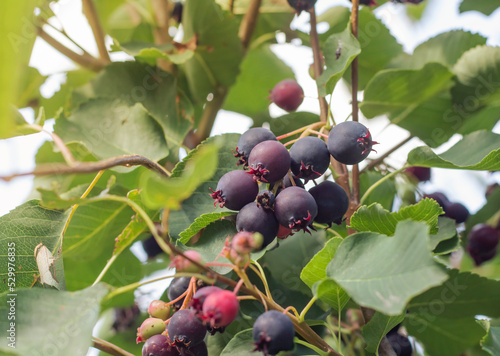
[
  {"left": 29, "top": 124, "right": 76, "bottom": 165},
  {"left": 360, "top": 135, "right": 413, "bottom": 174},
  {"left": 92, "top": 337, "right": 134, "bottom": 356},
  {"left": 239, "top": 0, "right": 263, "bottom": 51},
  {"left": 42, "top": 20, "right": 91, "bottom": 56},
  {"left": 152, "top": 0, "right": 172, "bottom": 44},
  {"left": 0, "top": 154, "right": 171, "bottom": 181},
  {"left": 37, "top": 26, "right": 105, "bottom": 71},
  {"left": 81, "top": 0, "right": 111, "bottom": 62}
]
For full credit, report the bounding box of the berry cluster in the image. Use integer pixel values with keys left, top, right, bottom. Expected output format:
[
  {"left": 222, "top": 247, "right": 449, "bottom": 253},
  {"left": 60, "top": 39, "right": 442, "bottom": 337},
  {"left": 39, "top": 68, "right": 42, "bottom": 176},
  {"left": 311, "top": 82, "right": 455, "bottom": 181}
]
[
  {"left": 211, "top": 122, "right": 375, "bottom": 249},
  {"left": 423, "top": 192, "right": 470, "bottom": 224}
]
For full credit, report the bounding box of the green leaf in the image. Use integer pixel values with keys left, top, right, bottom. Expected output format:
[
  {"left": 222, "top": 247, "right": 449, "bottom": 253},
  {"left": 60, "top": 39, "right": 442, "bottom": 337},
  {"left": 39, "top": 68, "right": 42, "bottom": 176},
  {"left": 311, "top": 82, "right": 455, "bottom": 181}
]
[
  {"left": 168, "top": 134, "right": 240, "bottom": 239},
  {"left": 362, "top": 312, "right": 405, "bottom": 355},
  {"left": 0, "top": 284, "right": 108, "bottom": 356},
  {"left": 479, "top": 319, "right": 500, "bottom": 355},
  {"left": 220, "top": 329, "right": 256, "bottom": 356},
  {"left": 359, "top": 171, "right": 396, "bottom": 211},
  {"left": 178, "top": 212, "right": 236, "bottom": 244},
  {"left": 328, "top": 220, "right": 448, "bottom": 315},
  {"left": 408, "top": 270, "right": 500, "bottom": 319},
  {"left": 459, "top": 0, "right": 500, "bottom": 15},
  {"left": 360, "top": 63, "right": 453, "bottom": 118},
  {"left": 458, "top": 104, "right": 500, "bottom": 135},
  {"left": 88, "top": 61, "right": 193, "bottom": 156},
  {"left": 0, "top": 200, "right": 70, "bottom": 292},
  {"left": 140, "top": 142, "right": 219, "bottom": 209},
  {"left": 224, "top": 44, "right": 294, "bottom": 121},
  {"left": 350, "top": 199, "right": 443, "bottom": 236},
  {"left": 113, "top": 41, "right": 194, "bottom": 65},
  {"left": 17, "top": 66, "right": 46, "bottom": 109},
  {"left": 182, "top": 0, "right": 243, "bottom": 102},
  {"left": 430, "top": 217, "right": 459, "bottom": 255},
  {"left": 391, "top": 30, "right": 486, "bottom": 70},
  {"left": 451, "top": 46, "right": 500, "bottom": 110},
  {"left": 407, "top": 130, "right": 500, "bottom": 170},
  {"left": 344, "top": 8, "right": 403, "bottom": 90},
  {"left": 216, "top": 0, "right": 293, "bottom": 14},
  {"left": 317, "top": 24, "right": 361, "bottom": 96},
  {"left": 301, "top": 238, "right": 349, "bottom": 310},
  {"left": 405, "top": 314, "right": 485, "bottom": 356},
  {"left": 55, "top": 98, "right": 169, "bottom": 165}
]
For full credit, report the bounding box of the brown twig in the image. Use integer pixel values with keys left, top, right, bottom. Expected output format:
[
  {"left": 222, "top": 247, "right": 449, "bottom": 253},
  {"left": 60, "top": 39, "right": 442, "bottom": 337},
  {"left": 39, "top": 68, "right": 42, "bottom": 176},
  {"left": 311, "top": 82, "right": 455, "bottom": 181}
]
[
  {"left": 0, "top": 155, "right": 171, "bottom": 181},
  {"left": 37, "top": 26, "right": 105, "bottom": 71},
  {"left": 29, "top": 124, "right": 77, "bottom": 165},
  {"left": 92, "top": 337, "right": 134, "bottom": 356},
  {"left": 239, "top": 0, "right": 263, "bottom": 51},
  {"left": 152, "top": 0, "right": 173, "bottom": 44},
  {"left": 82, "top": 0, "right": 111, "bottom": 62},
  {"left": 360, "top": 135, "right": 413, "bottom": 174}
]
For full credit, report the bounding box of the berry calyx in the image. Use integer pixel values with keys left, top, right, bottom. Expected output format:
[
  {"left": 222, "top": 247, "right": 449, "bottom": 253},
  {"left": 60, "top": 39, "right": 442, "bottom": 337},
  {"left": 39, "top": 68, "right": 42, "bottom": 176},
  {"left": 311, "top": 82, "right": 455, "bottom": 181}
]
[
  {"left": 210, "top": 170, "right": 259, "bottom": 210},
  {"left": 167, "top": 309, "right": 207, "bottom": 348},
  {"left": 269, "top": 79, "right": 304, "bottom": 111},
  {"left": 136, "top": 317, "right": 166, "bottom": 343},
  {"left": 256, "top": 190, "right": 275, "bottom": 210},
  {"left": 252, "top": 310, "right": 295, "bottom": 356},
  {"left": 327, "top": 121, "right": 378, "bottom": 165},
  {"left": 234, "top": 128, "right": 277, "bottom": 167},
  {"left": 274, "top": 186, "right": 318, "bottom": 233},
  {"left": 231, "top": 231, "right": 263, "bottom": 254},
  {"left": 201, "top": 290, "right": 239, "bottom": 328},
  {"left": 467, "top": 224, "right": 499, "bottom": 266},
  {"left": 169, "top": 250, "right": 203, "bottom": 273},
  {"left": 247, "top": 141, "right": 291, "bottom": 183}
]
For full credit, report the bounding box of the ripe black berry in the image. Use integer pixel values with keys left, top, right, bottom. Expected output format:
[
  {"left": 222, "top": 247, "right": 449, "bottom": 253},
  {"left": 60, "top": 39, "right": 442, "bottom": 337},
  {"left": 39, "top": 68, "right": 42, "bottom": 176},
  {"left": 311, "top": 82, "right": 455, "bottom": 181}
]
[
  {"left": 186, "top": 341, "right": 207, "bottom": 356},
  {"left": 210, "top": 170, "right": 259, "bottom": 210},
  {"left": 236, "top": 202, "right": 279, "bottom": 248},
  {"left": 308, "top": 181, "right": 349, "bottom": 225},
  {"left": 350, "top": 0, "right": 377, "bottom": 6},
  {"left": 247, "top": 141, "right": 291, "bottom": 183},
  {"left": 168, "top": 309, "right": 207, "bottom": 348},
  {"left": 467, "top": 224, "right": 499, "bottom": 266},
  {"left": 253, "top": 310, "right": 295, "bottom": 356},
  {"left": 142, "top": 334, "right": 179, "bottom": 356},
  {"left": 201, "top": 290, "right": 239, "bottom": 327},
  {"left": 289, "top": 137, "right": 330, "bottom": 181},
  {"left": 274, "top": 186, "right": 318, "bottom": 233},
  {"left": 327, "top": 121, "right": 378, "bottom": 165},
  {"left": 422, "top": 192, "right": 449, "bottom": 210},
  {"left": 171, "top": 2, "right": 183, "bottom": 23},
  {"left": 142, "top": 235, "right": 163, "bottom": 259},
  {"left": 167, "top": 277, "right": 191, "bottom": 310},
  {"left": 387, "top": 333, "right": 412, "bottom": 356},
  {"left": 405, "top": 166, "right": 431, "bottom": 182},
  {"left": 444, "top": 202, "right": 469, "bottom": 224},
  {"left": 234, "top": 128, "right": 277, "bottom": 167},
  {"left": 269, "top": 79, "right": 304, "bottom": 111}
]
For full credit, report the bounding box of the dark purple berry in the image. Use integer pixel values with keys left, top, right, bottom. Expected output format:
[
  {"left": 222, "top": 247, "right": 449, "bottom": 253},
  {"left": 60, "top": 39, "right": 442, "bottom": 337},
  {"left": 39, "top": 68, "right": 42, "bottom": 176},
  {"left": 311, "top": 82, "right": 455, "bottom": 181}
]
[
  {"left": 236, "top": 202, "right": 279, "bottom": 248},
  {"left": 444, "top": 202, "right": 469, "bottom": 224},
  {"left": 308, "top": 181, "right": 349, "bottom": 225},
  {"left": 269, "top": 79, "right": 304, "bottom": 111},
  {"left": 327, "top": 121, "right": 378, "bottom": 165},
  {"left": 256, "top": 190, "right": 275, "bottom": 210},
  {"left": 387, "top": 333, "right": 412, "bottom": 356},
  {"left": 142, "top": 235, "right": 164, "bottom": 259},
  {"left": 234, "top": 128, "right": 277, "bottom": 167},
  {"left": 142, "top": 335, "right": 179, "bottom": 356},
  {"left": 210, "top": 170, "right": 259, "bottom": 210},
  {"left": 186, "top": 341, "right": 207, "bottom": 356},
  {"left": 252, "top": 310, "right": 295, "bottom": 356},
  {"left": 168, "top": 309, "right": 207, "bottom": 348},
  {"left": 467, "top": 224, "right": 499, "bottom": 266},
  {"left": 422, "top": 192, "right": 450, "bottom": 211},
  {"left": 190, "top": 286, "right": 222, "bottom": 312},
  {"left": 274, "top": 186, "right": 318, "bottom": 233},
  {"left": 350, "top": 0, "right": 377, "bottom": 5},
  {"left": 405, "top": 166, "right": 431, "bottom": 182},
  {"left": 269, "top": 174, "right": 304, "bottom": 195},
  {"left": 201, "top": 290, "right": 239, "bottom": 327},
  {"left": 289, "top": 137, "right": 330, "bottom": 181},
  {"left": 167, "top": 277, "right": 191, "bottom": 310},
  {"left": 247, "top": 141, "right": 291, "bottom": 183},
  {"left": 171, "top": 2, "right": 183, "bottom": 23}
]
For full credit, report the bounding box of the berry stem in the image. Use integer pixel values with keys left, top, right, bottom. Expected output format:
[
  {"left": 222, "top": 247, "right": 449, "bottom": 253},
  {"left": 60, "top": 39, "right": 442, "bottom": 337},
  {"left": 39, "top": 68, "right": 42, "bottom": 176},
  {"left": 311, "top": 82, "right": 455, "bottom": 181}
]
[
  {"left": 249, "top": 262, "right": 273, "bottom": 300},
  {"left": 82, "top": 0, "right": 111, "bottom": 63},
  {"left": 28, "top": 124, "right": 76, "bottom": 166},
  {"left": 276, "top": 122, "right": 325, "bottom": 141},
  {"left": 92, "top": 336, "right": 134, "bottom": 356},
  {"left": 360, "top": 166, "right": 408, "bottom": 205},
  {"left": 298, "top": 296, "right": 318, "bottom": 321},
  {"left": 360, "top": 135, "right": 413, "bottom": 174},
  {"left": 294, "top": 339, "right": 330, "bottom": 356}
]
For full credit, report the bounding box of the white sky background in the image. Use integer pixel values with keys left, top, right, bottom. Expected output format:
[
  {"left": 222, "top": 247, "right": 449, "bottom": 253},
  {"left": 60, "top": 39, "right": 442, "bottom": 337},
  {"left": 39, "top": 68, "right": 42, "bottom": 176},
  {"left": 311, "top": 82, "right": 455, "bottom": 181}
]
[{"left": 1, "top": 0, "right": 500, "bottom": 218}]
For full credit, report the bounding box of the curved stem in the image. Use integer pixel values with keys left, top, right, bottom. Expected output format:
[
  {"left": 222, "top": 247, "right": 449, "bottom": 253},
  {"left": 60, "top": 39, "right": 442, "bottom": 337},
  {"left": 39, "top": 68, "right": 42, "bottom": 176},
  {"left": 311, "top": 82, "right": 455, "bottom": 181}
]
[
  {"left": 295, "top": 339, "right": 329, "bottom": 356},
  {"left": 92, "top": 337, "right": 134, "bottom": 356},
  {"left": 29, "top": 124, "right": 76, "bottom": 165},
  {"left": 359, "top": 166, "right": 407, "bottom": 205},
  {"left": 82, "top": 0, "right": 111, "bottom": 62},
  {"left": 299, "top": 295, "right": 318, "bottom": 321}
]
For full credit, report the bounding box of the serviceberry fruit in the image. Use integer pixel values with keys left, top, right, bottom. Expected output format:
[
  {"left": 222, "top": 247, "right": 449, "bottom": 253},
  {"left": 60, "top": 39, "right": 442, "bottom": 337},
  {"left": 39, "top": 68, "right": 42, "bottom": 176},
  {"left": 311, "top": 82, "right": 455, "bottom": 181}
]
[
  {"left": 201, "top": 290, "right": 239, "bottom": 327},
  {"left": 231, "top": 231, "right": 263, "bottom": 254},
  {"left": 234, "top": 128, "right": 277, "bottom": 167},
  {"left": 142, "top": 334, "right": 179, "bottom": 356},
  {"left": 423, "top": 192, "right": 450, "bottom": 210},
  {"left": 444, "top": 202, "right": 469, "bottom": 224},
  {"left": 327, "top": 121, "right": 378, "bottom": 165},
  {"left": 136, "top": 317, "right": 166, "bottom": 343},
  {"left": 142, "top": 235, "right": 164, "bottom": 259},
  {"left": 168, "top": 309, "right": 207, "bottom": 348},
  {"left": 256, "top": 190, "right": 275, "bottom": 210},
  {"left": 247, "top": 141, "right": 291, "bottom": 183},
  {"left": 148, "top": 300, "right": 172, "bottom": 321},
  {"left": 308, "top": 181, "right": 349, "bottom": 225},
  {"left": 169, "top": 250, "right": 203, "bottom": 273},
  {"left": 274, "top": 186, "right": 318, "bottom": 233},
  {"left": 171, "top": 2, "right": 183, "bottom": 23},
  {"left": 405, "top": 166, "right": 431, "bottom": 182},
  {"left": 289, "top": 136, "right": 330, "bottom": 181},
  {"left": 190, "top": 286, "right": 222, "bottom": 312},
  {"left": 167, "top": 277, "right": 191, "bottom": 310},
  {"left": 269, "top": 79, "right": 304, "bottom": 111},
  {"left": 210, "top": 170, "right": 259, "bottom": 210},
  {"left": 236, "top": 202, "right": 279, "bottom": 248},
  {"left": 387, "top": 333, "right": 412, "bottom": 356},
  {"left": 350, "top": 0, "right": 377, "bottom": 5},
  {"left": 253, "top": 310, "right": 295, "bottom": 356},
  {"left": 467, "top": 224, "right": 500, "bottom": 266},
  {"left": 186, "top": 341, "right": 208, "bottom": 356}
]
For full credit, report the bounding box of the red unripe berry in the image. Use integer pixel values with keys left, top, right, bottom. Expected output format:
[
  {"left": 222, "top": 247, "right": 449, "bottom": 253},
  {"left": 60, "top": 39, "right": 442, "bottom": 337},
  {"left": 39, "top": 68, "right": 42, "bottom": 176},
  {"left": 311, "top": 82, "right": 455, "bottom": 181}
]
[
  {"left": 201, "top": 290, "right": 239, "bottom": 327},
  {"left": 169, "top": 250, "right": 203, "bottom": 273},
  {"left": 270, "top": 79, "right": 304, "bottom": 112},
  {"left": 190, "top": 286, "right": 223, "bottom": 312}
]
